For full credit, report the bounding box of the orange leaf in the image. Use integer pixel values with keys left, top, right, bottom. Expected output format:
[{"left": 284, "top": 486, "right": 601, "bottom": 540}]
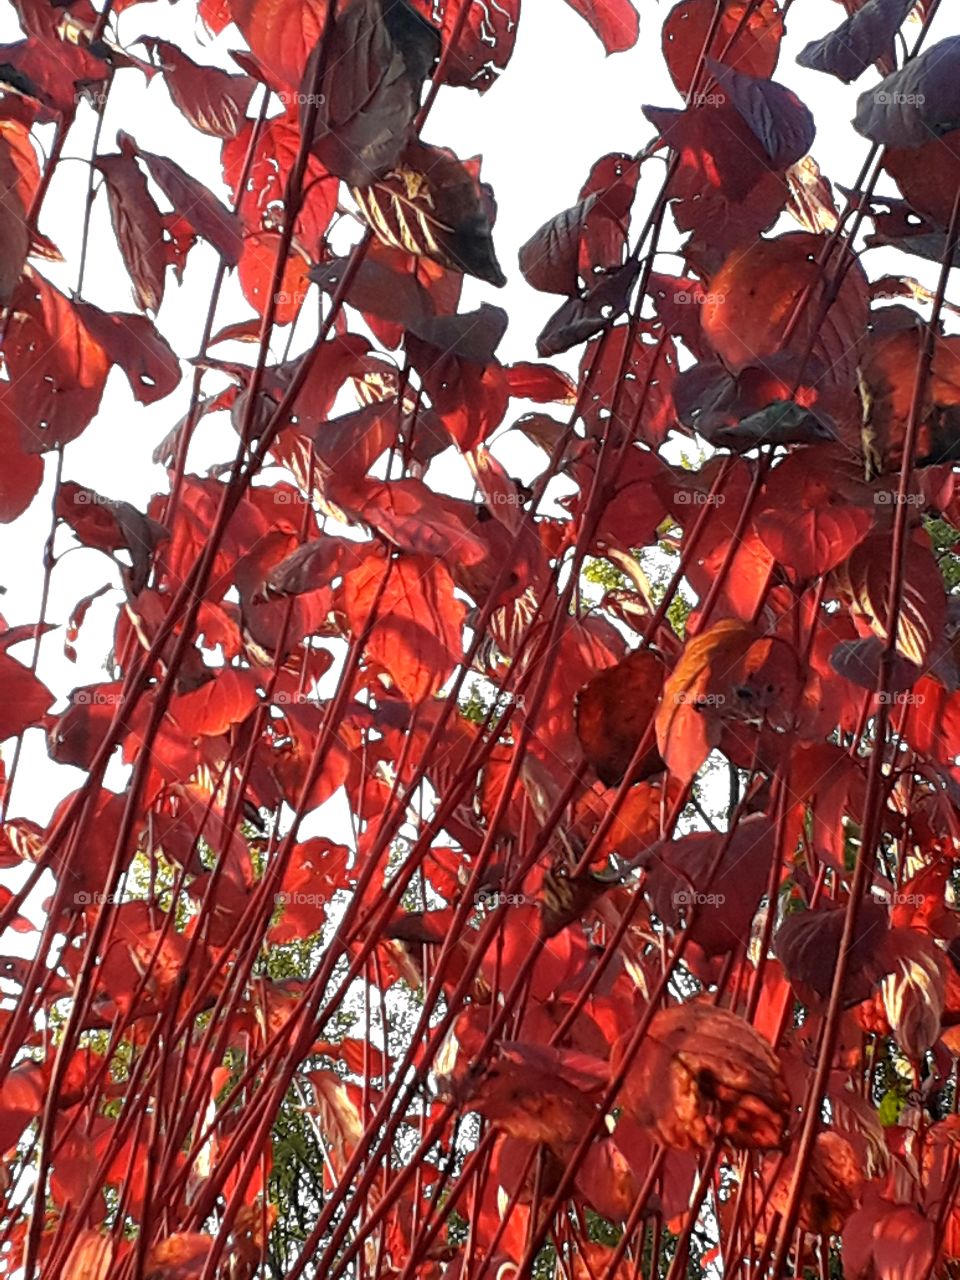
[
  {"left": 615, "top": 1001, "right": 790, "bottom": 1151},
  {"left": 701, "top": 232, "right": 868, "bottom": 383},
  {"left": 343, "top": 548, "right": 465, "bottom": 704}
]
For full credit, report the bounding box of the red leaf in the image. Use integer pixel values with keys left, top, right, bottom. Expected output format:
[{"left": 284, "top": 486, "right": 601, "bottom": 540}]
[
  {"left": 562, "top": 0, "right": 639, "bottom": 53},
  {"left": 775, "top": 899, "right": 891, "bottom": 1004},
  {"left": 148, "top": 38, "right": 255, "bottom": 138},
  {"left": 640, "top": 813, "right": 779, "bottom": 956},
  {"left": 325, "top": 478, "right": 490, "bottom": 567},
  {"left": 230, "top": 0, "right": 328, "bottom": 89},
  {"left": 645, "top": 100, "right": 792, "bottom": 256},
  {"left": 663, "top": 0, "right": 782, "bottom": 95},
  {"left": 143, "top": 1233, "right": 213, "bottom": 1279},
  {"left": 199, "top": 0, "right": 232, "bottom": 33},
  {"left": 579, "top": 324, "right": 678, "bottom": 448},
  {"left": 843, "top": 1194, "right": 935, "bottom": 1280},
  {"left": 831, "top": 529, "right": 946, "bottom": 669},
  {"left": 342, "top": 547, "right": 465, "bottom": 703},
  {"left": 576, "top": 647, "right": 665, "bottom": 785},
  {"left": 408, "top": 0, "right": 518, "bottom": 91},
  {"left": 505, "top": 362, "right": 577, "bottom": 403},
  {"left": 71, "top": 301, "right": 182, "bottom": 405},
  {"left": 885, "top": 129, "right": 960, "bottom": 228},
  {"left": 656, "top": 620, "right": 801, "bottom": 782},
  {"left": 0, "top": 404, "right": 43, "bottom": 522},
  {"left": 223, "top": 111, "right": 338, "bottom": 252},
  {"left": 0, "top": 1060, "right": 44, "bottom": 1151},
  {"left": 168, "top": 668, "right": 262, "bottom": 738},
  {"left": 753, "top": 450, "right": 873, "bottom": 581},
  {"left": 0, "top": 118, "right": 38, "bottom": 305},
  {"left": 238, "top": 231, "right": 311, "bottom": 324},
  {"left": 62, "top": 1230, "right": 123, "bottom": 1280},
  {"left": 1, "top": 271, "right": 110, "bottom": 452},
  {"left": 701, "top": 232, "right": 869, "bottom": 385},
  {"left": 96, "top": 142, "right": 169, "bottom": 313},
  {"left": 615, "top": 1002, "right": 790, "bottom": 1150},
  {"left": 123, "top": 132, "right": 242, "bottom": 265}
]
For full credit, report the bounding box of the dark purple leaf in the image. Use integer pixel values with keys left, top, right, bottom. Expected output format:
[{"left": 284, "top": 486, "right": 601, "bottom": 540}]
[
  {"left": 854, "top": 36, "right": 960, "bottom": 147},
  {"left": 706, "top": 61, "right": 815, "bottom": 169},
  {"left": 797, "top": 0, "right": 913, "bottom": 85},
  {"left": 535, "top": 260, "right": 640, "bottom": 358}
]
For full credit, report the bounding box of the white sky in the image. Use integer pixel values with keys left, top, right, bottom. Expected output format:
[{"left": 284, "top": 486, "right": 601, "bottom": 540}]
[{"left": 0, "top": 0, "right": 953, "bottom": 849}]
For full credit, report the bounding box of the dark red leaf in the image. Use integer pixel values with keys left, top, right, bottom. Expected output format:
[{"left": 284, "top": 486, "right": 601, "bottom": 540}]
[
  {"left": 123, "top": 131, "right": 242, "bottom": 265},
  {"left": 575, "top": 647, "right": 665, "bottom": 785},
  {"left": 662, "top": 0, "right": 782, "bottom": 97},
  {"left": 147, "top": 38, "right": 255, "bottom": 137},
  {"left": 354, "top": 140, "right": 505, "bottom": 286},
  {"left": 96, "top": 143, "right": 168, "bottom": 313},
  {"left": 303, "top": 0, "right": 435, "bottom": 187},
  {"left": 71, "top": 301, "right": 182, "bottom": 405},
  {"left": 0, "top": 405, "right": 43, "bottom": 522}
]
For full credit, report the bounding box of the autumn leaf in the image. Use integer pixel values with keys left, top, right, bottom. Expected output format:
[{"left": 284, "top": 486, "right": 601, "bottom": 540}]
[
  {"left": 575, "top": 647, "right": 665, "bottom": 785},
  {"left": 146, "top": 39, "right": 255, "bottom": 138},
  {"left": 353, "top": 140, "right": 505, "bottom": 286},
  {"left": 662, "top": 0, "right": 782, "bottom": 96},
  {"left": 656, "top": 619, "right": 801, "bottom": 782},
  {"left": 562, "top": 0, "right": 639, "bottom": 54},
  {"left": 615, "top": 1002, "right": 790, "bottom": 1151},
  {"left": 342, "top": 547, "right": 465, "bottom": 703}
]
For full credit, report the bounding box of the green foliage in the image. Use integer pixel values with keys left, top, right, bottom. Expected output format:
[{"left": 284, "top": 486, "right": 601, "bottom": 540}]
[
  {"left": 583, "top": 557, "right": 629, "bottom": 591},
  {"left": 927, "top": 515, "right": 960, "bottom": 593}
]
